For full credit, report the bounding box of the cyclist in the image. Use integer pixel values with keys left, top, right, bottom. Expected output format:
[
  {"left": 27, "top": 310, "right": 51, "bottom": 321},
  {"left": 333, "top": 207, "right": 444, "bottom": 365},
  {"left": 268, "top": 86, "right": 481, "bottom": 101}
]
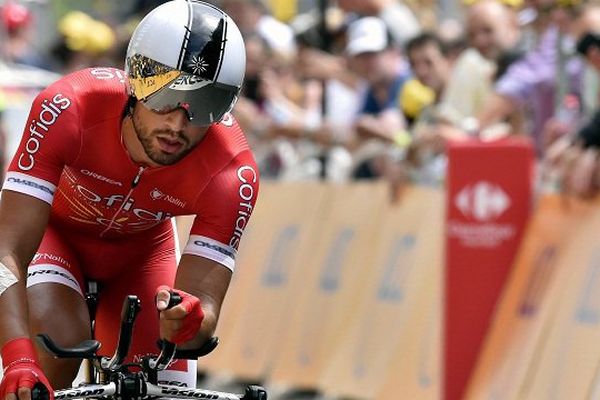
[{"left": 0, "top": 1, "right": 258, "bottom": 399}]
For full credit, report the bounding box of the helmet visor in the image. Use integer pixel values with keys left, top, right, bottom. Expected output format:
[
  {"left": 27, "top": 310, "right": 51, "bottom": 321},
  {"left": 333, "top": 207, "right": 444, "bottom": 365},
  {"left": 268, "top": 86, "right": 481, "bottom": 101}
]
[
  {"left": 141, "top": 74, "right": 238, "bottom": 126},
  {"left": 127, "top": 54, "right": 239, "bottom": 126}
]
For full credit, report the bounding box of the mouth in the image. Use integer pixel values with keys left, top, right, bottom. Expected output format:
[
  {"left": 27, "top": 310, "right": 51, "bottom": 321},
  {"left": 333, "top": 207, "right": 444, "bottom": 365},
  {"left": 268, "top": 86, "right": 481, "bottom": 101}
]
[{"left": 156, "top": 136, "right": 184, "bottom": 154}]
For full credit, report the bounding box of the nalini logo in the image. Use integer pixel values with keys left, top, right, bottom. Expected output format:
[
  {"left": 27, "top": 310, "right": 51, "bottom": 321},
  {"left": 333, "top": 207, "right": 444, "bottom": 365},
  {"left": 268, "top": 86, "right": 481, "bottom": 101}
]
[
  {"left": 150, "top": 188, "right": 164, "bottom": 200},
  {"left": 149, "top": 188, "right": 186, "bottom": 208},
  {"left": 455, "top": 181, "right": 510, "bottom": 221}
]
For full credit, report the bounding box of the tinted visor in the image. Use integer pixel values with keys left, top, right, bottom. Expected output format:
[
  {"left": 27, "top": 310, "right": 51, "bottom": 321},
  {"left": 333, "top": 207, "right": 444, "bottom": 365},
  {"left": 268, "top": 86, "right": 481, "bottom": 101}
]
[
  {"left": 142, "top": 74, "right": 238, "bottom": 126},
  {"left": 127, "top": 54, "right": 239, "bottom": 126}
]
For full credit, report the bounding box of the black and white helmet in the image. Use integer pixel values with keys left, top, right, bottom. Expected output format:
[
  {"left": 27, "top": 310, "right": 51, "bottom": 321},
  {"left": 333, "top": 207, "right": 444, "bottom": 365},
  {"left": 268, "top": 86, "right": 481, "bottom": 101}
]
[{"left": 125, "top": 0, "right": 245, "bottom": 126}]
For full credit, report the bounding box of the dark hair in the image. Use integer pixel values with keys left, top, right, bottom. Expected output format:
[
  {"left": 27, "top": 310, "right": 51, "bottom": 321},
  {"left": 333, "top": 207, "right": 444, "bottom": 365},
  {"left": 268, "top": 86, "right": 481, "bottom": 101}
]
[
  {"left": 405, "top": 32, "right": 450, "bottom": 57},
  {"left": 577, "top": 32, "right": 600, "bottom": 56}
]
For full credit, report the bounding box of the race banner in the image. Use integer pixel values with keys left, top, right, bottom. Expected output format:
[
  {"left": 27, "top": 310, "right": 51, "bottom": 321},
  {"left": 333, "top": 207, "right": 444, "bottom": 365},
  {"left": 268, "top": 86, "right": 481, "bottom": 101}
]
[
  {"left": 319, "top": 186, "right": 444, "bottom": 399},
  {"left": 445, "top": 138, "right": 533, "bottom": 400},
  {"left": 375, "top": 188, "right": 444, "bottom": 400},
  {"left": 522, "top": 201, "right": 600, "bottom": 399},
  {"left": 465, "top": 195, "right": 597, "bottom": 400},
  {"left": 268, "top": 182, "right": 389, "bottom": 390}
]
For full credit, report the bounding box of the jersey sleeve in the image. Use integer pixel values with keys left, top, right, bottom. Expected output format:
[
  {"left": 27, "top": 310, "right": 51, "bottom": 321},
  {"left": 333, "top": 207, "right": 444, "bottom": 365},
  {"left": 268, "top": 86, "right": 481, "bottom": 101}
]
[
  {"left": 182, "top": 151, "right": 260, "bottom": 272},
  {"left": 3, "top": 79, "right": 81, "bottom": 204}
]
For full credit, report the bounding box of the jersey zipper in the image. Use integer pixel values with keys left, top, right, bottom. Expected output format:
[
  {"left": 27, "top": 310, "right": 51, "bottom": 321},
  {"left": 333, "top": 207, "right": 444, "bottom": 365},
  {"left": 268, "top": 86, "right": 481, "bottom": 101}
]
[{"left": 99, "top": 166, "right": 145, "bottom": 237}]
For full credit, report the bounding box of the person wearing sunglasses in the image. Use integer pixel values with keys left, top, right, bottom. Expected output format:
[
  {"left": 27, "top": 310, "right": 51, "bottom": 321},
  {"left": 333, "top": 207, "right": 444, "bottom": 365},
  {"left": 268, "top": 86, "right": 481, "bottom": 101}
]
[{"left": 0, "top": 1, "right": 259, "bottom": 399}]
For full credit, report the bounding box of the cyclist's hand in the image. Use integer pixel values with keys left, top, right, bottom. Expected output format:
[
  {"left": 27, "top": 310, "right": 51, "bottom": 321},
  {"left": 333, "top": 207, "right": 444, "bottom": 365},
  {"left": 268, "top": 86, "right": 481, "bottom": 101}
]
[
  {"left": 0, "top": 338, "right": 53, "bottom": 400},
  {"left": 155, "top": 286, "right": 204, "bottom": 345}
]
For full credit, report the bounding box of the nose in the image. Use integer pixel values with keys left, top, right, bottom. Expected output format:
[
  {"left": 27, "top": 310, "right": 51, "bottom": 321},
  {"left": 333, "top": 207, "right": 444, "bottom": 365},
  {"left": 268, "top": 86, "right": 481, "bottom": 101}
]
[{"left": 164, "top": 108, "right": 189, "bottom": 131}]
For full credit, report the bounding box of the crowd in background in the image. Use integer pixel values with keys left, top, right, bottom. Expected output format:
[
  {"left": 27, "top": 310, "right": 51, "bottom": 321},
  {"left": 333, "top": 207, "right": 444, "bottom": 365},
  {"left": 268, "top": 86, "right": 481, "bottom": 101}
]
[{"left": 2, "top": 0, "right": 600, "bottom": 199}]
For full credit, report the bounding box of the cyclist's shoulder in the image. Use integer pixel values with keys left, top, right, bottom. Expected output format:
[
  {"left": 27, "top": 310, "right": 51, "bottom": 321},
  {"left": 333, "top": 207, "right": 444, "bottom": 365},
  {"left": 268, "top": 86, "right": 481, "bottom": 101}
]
[
  {"left": 50, "top": 68, "right": 127, "bottom": 95},
  {"left": 45, "top": 68, "right": 128, "bottom": 125},
  {"left": 204, "top": 113, "right": 255, "bottom": 163},
  {"left": 45, "top": 68, "right": 127, "bottom": 108},
  {"left": 182, "top": 116, "right": 258, "bottom": 200}
]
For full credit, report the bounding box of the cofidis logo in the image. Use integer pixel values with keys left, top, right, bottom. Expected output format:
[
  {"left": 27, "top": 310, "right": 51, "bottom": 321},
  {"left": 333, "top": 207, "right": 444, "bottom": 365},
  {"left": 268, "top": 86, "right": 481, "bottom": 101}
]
[{"left": 19, "top": 93, "right": 71, "bottom": 171}]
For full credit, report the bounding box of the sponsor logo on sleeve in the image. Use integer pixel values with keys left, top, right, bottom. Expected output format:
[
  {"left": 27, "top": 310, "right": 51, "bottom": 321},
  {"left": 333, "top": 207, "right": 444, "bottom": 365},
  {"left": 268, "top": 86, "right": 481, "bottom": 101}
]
[
  {"left": 5, "top": 176, "right": 55, "bottom": 196},
  {"left": 193, "top": 238, "right": 235, "bottom": 259},
  {"left": 80, "top": 169, "right": 123, "bottom": 187},
  {"left": 90, "top": 68, "right": 126, "bottom": 83},
  {"left": 229, "top": 165, "right": 257, "bottom": 248},
  {"left": 19, "top": 93, "right": 71, "bottom": 171}
]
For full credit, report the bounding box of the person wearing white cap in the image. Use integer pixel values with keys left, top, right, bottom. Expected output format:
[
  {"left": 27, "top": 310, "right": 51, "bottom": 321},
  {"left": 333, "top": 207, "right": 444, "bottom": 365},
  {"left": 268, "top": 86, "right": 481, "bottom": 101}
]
[{"left": 346, "top": 17, "right": 411, "bottom": 178}]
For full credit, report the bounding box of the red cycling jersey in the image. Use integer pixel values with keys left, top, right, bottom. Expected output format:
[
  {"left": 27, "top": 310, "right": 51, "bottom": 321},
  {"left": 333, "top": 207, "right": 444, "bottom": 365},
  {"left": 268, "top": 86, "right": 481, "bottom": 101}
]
[{"left": 3, "top": 67, "right": 259, "bottom": 273}]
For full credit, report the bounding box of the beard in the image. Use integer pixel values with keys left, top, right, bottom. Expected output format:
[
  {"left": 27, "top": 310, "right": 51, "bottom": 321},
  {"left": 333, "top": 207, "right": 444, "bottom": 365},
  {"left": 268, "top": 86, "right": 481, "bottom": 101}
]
[{"left": 131, "top": 111, "right": 194, "bottom": 166}]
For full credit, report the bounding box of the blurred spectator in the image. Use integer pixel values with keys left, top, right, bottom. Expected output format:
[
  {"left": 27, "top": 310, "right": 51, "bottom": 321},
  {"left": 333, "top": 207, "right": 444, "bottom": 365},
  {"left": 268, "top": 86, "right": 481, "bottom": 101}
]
[
  {"left": 544, "top": 4, "right": 600, "bottom": 198},
  {"left": 346, "top": 16, "right": 411, "bottom": 179},
  {"left": 337, "top": 0, "right": 421, "bottom": 46},
  {"left": 382, "top": 33, "right": 454, "bottom": 185},
  {"left": 406, "top": 33, "right": 453, "bottom": 103},
  {"left": 436, "top": 17, "right": 468, "bottom": 63},
  {"left": 0, "top": 2, "right": 51, "bottom": 69},
  {"left": 232, "top": 32, "right": 332, "bottom": 180},
  {"left": 50, "top": 11, "right": 117, "bottom": 73},
  {"left": 571, "top": 1, "right": 600, "bottom": 114},
  {"left": 473, "top": 0, "right": 584, "bottom": 156},
  {"left": 217, "top": 0, "right": 296, "bottom": 57},
  {"left": 232, "top": 33, "right": 272, "bottom": 136},
  {"left": 437, "top": 0, "right": 524, "bottom": 127},
  {"left": 432, "top": 0, "right": 582, "bottom": 156}
]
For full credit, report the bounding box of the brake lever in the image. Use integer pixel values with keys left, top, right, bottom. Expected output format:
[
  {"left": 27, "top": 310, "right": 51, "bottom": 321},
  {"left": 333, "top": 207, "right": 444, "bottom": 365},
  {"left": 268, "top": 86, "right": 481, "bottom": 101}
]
[
  {"left": 148, "top": 291, "right": 182, "bottom": 370},
  {"left": 102, "top": 295, "right": 141, "bottom": 371}
]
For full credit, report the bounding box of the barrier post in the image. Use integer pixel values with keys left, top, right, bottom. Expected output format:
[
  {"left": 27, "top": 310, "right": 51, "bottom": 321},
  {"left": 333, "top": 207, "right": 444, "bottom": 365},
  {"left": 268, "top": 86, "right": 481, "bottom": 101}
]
[{"left": 444, "top": 137, "right": 533, "bottom": 400}]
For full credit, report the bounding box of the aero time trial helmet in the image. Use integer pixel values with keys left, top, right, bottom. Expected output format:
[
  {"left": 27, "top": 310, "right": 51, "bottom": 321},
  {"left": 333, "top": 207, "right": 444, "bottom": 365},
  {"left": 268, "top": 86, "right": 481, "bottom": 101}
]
[{"left": 125, "top": 0, "right": 246, "bottom": 126}]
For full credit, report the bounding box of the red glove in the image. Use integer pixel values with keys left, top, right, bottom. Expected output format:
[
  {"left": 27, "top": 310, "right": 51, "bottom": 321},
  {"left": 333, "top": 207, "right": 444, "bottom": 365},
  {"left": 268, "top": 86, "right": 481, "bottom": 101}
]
[
  {"left": 156, "top": 286, "right": 204, "bottom": 344},
  {"left": 0, "top": 338, "right": 53, "bottom": 400}
]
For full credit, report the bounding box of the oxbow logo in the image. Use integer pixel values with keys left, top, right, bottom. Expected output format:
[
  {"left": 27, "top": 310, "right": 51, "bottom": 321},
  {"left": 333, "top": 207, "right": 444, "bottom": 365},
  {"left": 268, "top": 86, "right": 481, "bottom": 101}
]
[{"left": 454, "top": 181, "right": 510, "bottom": 221}]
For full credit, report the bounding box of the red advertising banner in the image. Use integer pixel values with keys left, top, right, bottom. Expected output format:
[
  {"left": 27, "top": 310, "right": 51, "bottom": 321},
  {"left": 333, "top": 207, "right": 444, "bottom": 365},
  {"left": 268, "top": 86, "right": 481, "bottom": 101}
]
[{"left": 444, "top": 137, "right": 534, "bottom": 400}]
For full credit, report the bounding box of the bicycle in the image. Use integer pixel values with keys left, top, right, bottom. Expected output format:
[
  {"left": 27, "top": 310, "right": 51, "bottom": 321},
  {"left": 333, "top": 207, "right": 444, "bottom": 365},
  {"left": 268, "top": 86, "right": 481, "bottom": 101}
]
[{"left": 33, "top": 294, "right": 267, "bottom": 400}]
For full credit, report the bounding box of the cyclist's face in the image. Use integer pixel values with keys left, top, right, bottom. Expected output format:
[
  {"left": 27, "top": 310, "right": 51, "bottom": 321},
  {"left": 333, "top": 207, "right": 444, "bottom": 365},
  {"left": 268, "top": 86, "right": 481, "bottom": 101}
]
[{"left": 131, "top": 102, "right": 209, "bottom": 166}]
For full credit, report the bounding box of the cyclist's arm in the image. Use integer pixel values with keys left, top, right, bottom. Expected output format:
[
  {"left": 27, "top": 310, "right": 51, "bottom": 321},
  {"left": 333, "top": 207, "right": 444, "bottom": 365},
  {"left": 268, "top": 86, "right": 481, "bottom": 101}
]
[
  {"left": 0, "top": 78, "right": 80, "bottom": 347},
  {"left": 173, "top": 254, "right": 231, "bottom": 349},
  {"left": 0, "top": 191, "right": 50, "bottom": 345},
  {"left": 170, "top": 141, "right": 259, "bottom": 348}
]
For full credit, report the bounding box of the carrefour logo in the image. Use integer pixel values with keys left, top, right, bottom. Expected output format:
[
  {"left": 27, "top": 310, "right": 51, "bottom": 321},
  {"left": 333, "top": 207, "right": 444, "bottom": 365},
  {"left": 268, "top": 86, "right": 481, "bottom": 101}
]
[{"left": 454, "top": 181, "right": 510, "bottom": 221}]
